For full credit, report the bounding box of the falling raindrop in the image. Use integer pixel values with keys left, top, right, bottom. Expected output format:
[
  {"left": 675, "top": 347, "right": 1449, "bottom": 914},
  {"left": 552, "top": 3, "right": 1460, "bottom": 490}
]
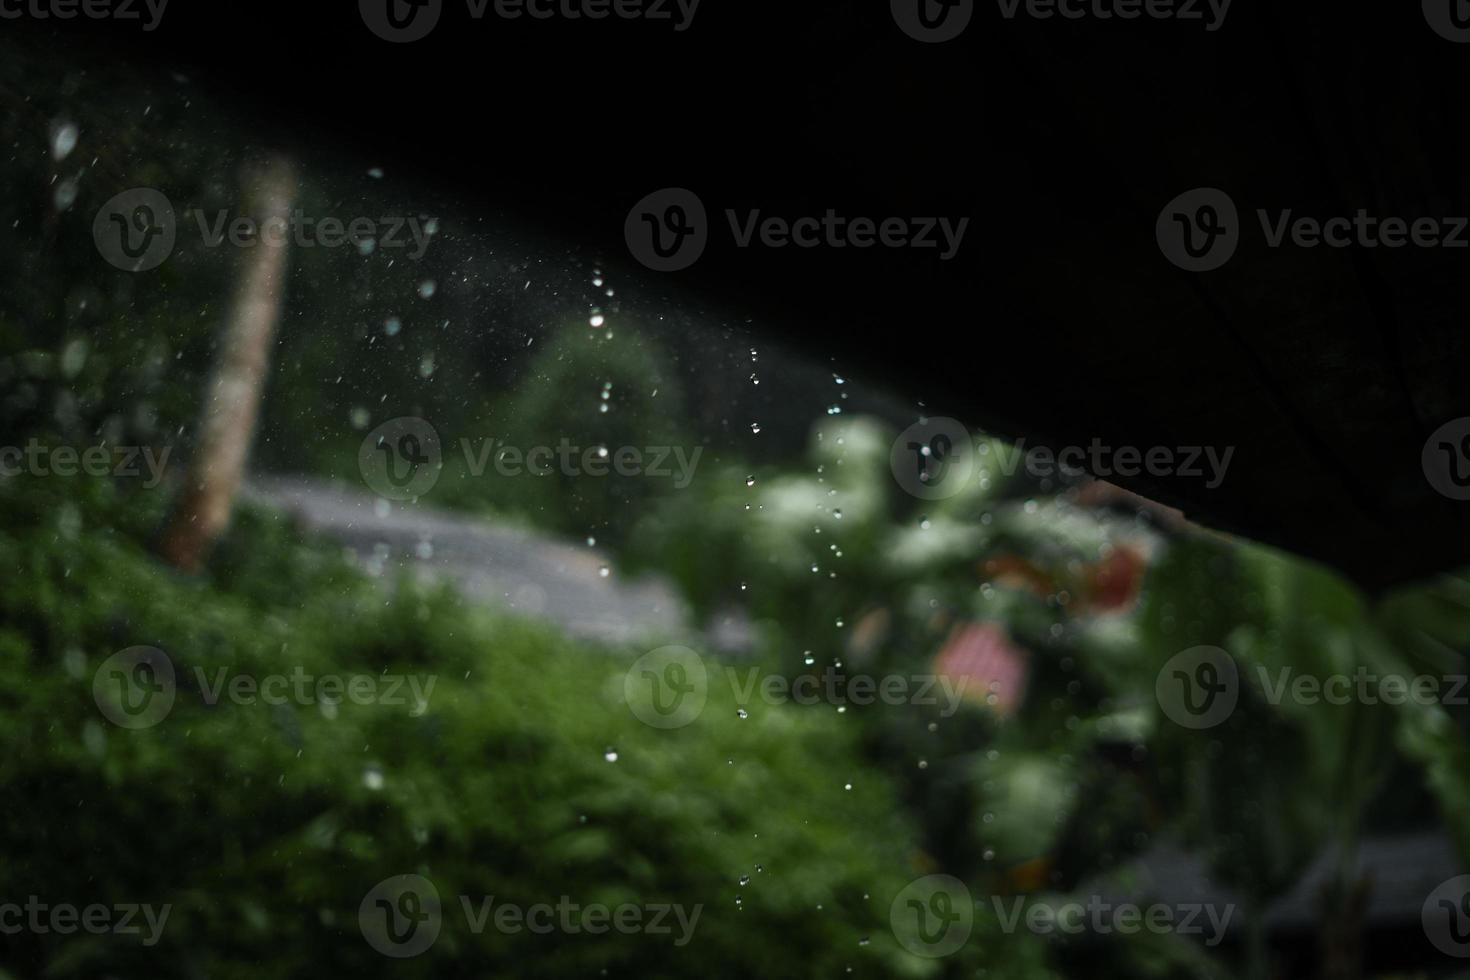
[
  {"left": 50, "top": 120, "right": 78, "bottom": 161},
  {"left": 53, "top": 179, "right": 78, "bottom": 211},
  {"left": 736, "top": 708, "right": 748, "bottom": 720},
  {"left": 603, "top": 748, "right": 619, "bottom": 763},
  {"left": 417, "top": 280, "right": 437, "bottom": 299}
]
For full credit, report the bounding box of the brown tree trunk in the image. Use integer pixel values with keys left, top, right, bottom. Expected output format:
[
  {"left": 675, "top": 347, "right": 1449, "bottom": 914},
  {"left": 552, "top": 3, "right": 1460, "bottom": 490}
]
[{"left": 156, "top": 156, "right": 296, "bottom": 572}]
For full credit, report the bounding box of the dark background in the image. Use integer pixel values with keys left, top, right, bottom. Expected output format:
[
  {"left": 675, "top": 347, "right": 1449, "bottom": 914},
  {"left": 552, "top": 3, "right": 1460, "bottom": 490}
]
[{"left": 34, "top": 0, "right": 1470, "bottom": 590}]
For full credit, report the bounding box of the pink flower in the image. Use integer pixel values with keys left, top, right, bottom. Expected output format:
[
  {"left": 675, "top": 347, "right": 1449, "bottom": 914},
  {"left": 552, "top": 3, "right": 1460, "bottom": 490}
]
[{"left": 932, "top": 622, "right": 1029, "bottom": 718}]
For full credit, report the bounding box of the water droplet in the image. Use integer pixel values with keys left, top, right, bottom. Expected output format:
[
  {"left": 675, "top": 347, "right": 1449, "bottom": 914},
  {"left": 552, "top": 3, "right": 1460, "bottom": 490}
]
[
  {"left": 50, "top": 120, "right": 78, "bottom": 161},
  {"left": 417, "top": 280, "right": 437, "bottom": 299},
  {"left": 603, "top": 749, "right": 619, "bottom": 763},
  {"left": 736, "top": 708, "right": 748, "bottom": 719},
  {"left": 739, "top": 875, "right": 751, "bottom": 886},
  {"left": 384, "top": 317, "right": 402, "bottom": 337},
  {"left": 362, "top": 765, "right": 385, "bottom": 791}
]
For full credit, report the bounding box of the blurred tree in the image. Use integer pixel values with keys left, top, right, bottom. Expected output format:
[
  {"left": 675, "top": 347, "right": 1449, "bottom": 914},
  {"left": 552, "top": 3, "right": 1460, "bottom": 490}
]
[{"left": 157, "top": 157, "right": 297, "bottom": 571}]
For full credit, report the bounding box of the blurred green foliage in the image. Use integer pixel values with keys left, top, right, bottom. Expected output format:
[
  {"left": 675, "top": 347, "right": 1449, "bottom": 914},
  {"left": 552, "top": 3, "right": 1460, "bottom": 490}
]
[{"left": 0, "top": 475, "right": 1061, "bottom": 979}]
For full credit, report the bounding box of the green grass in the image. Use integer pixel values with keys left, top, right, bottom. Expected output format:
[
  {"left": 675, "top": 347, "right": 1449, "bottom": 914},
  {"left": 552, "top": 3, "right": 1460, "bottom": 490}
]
[{"left": 0, "top": 475, "right": 1032, "bottom": 979}]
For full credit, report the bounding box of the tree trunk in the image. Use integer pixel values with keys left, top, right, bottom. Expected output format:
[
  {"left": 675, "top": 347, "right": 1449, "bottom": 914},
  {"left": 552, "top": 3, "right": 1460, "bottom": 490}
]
[{"left": 156, "top": 156, "right": 296, "bottom": 572}]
